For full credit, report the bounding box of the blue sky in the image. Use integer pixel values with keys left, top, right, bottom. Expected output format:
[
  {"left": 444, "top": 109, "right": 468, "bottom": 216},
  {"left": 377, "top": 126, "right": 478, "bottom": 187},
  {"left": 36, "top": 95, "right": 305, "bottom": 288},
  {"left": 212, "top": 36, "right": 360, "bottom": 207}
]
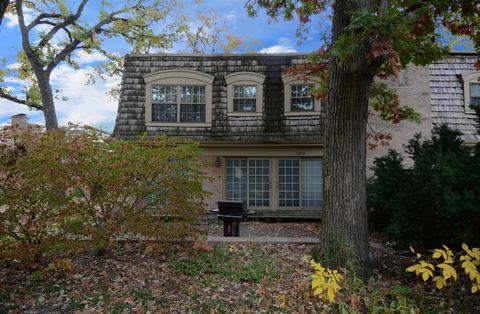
[{"left": 0, "top": 0, "right": 326, "bottom": 131}]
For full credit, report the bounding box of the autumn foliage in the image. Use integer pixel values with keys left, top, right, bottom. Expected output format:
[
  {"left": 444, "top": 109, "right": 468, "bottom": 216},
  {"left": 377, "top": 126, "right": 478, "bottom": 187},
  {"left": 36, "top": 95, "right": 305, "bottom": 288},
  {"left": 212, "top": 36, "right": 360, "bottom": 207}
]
[{"left": 0, "top": 130, "right": 208, "bottom": 263}]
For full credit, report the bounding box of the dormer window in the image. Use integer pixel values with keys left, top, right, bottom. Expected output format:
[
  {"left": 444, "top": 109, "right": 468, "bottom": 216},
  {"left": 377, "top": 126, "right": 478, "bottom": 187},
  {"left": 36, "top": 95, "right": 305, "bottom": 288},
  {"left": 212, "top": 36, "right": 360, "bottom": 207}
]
[
  {"left": 461, "top": 71, "right": 480, "bottom": 112},
  {"left": 470, "top": 83, "right": 480, "bottom": 107},
  {"left": 233, "top": 85, "right": 257, "bottom": 112},
  {"left": 290, "top": 84, "right": 314, "bottom": 111},
  {"left": 225, "top": 72, "right": 265, "bottom": 116},
  {"left": 144, "top": 70, "right": 214, "bottom": 127},
  {"left": 282, "top": 74, "right": 322, "bottom": 116}
]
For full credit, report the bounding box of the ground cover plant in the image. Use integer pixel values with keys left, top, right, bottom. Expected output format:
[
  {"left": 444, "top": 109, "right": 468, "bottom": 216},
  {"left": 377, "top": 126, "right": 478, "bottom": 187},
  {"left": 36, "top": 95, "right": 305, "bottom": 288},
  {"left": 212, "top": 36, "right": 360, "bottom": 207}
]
[{"left": 1, "top": 237, "right": 479, "bottom": 313}]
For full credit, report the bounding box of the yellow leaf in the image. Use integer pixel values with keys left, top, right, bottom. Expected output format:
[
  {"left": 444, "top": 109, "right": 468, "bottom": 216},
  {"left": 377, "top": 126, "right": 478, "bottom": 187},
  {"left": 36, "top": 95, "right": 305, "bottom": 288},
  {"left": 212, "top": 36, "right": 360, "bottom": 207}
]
[
  {"left": 144, "top": 244, "right": 154, "bottom": 255},
  {"left": 278, "top": 295, "right": 286, "bottom": 309},
  {"left": 416, "top": 253, "right": 421, "bottom": 258},
  {"left": 462, "top": 243, "right": 469, "bottom": 251},
  {"left": 410, "top": 246, "right": 416, "bottom": 254},
  {"left": 472, "top": 285, "right": 478, "bottom": 294},
  {"left": 432, "top": 251, "right": 442, "bottom": 259},
  {"left": 406, "top": 265, "right": 417, "bottom": 273},
  {"left": 327, "top": 286, "right": 335, "bottom": 303},
  {"left": 311, "top": 278, "right": 323, "bottom": 288},
  {"left": 433, "top": 276, "right": 446, "bottom": 289},
  {"left": 422, "top": 271, "right": 429, "bottom": 281},
  {"left": 313, "top": 286, "right": 323, "bottom": 296}
]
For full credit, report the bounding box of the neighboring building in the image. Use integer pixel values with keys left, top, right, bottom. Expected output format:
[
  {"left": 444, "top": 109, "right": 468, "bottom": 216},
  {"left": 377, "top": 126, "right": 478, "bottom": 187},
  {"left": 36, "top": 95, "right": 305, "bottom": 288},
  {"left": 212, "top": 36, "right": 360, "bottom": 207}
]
[
  {"left": 0, "top": 114, "right": 44, "bottom": 146},
  {"left": 0, "top": 115, "right": 110, "bottom": 147},
  {"left": 112, "top": 52, "right": 479, "bottom": 218}
]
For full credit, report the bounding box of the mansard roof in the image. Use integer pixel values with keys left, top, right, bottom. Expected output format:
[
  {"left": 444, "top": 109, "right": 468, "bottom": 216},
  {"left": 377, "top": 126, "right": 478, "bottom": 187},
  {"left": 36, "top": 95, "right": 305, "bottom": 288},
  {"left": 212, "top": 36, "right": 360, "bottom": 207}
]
[
  {"left": 112, "top": 53, "right": 324, "bottom": 142},
  {"left": 429, "top": 51, "right": 480, "bottom": 142}
]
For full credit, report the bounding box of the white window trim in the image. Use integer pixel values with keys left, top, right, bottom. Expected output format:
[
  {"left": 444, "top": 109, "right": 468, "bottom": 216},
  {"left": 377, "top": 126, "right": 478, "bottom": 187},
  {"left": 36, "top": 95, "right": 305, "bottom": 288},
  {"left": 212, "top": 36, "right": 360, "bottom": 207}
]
[
  {"left": 225, "top": 72, "right": 265, "bottom": 117},
  {"left": 462, "top": 71, "right": 480, "bottom": 113},
  {"left": 282, "top": 74, "right": 322, "bottom": 116},
  {"left": 144, "top": 69, "right": 214, "bottom": 127}
]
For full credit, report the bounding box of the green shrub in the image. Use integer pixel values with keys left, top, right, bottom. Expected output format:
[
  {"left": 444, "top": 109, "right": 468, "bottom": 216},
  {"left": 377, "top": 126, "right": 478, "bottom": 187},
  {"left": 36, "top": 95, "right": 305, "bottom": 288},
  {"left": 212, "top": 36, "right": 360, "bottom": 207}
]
[
  {"left": 62, "top": 132, "right": 209, "bottom": 251},
  {"left": 0, "top": 132, "right": 76, "bottom": 263},
  {"left": 368, "top": 125, "right": 480, "bottom": 248},
  {"left": 0, "top": 130, "right": 208, "bottom": 263}
]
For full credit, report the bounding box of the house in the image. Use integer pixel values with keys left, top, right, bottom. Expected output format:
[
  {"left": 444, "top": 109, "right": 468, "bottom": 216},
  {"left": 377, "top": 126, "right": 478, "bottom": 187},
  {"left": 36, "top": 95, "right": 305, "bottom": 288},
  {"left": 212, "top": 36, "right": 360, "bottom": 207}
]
[
  {"left": 0, "top": 114, "right": 44, "bottom": 147},
  {"left": 0, "top": 115, "right": 110, "bottom": 147},
  {"left": 112, "top": 52, "right": 479, "bottom": 219}
]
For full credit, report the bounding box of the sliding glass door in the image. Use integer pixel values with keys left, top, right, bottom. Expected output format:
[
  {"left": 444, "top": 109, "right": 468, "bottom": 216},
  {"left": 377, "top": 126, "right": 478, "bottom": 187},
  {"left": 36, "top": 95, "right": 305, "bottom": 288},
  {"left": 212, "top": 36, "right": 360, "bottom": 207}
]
[{"left": 226, "top": 158, "right": 322, "bottom": 210}]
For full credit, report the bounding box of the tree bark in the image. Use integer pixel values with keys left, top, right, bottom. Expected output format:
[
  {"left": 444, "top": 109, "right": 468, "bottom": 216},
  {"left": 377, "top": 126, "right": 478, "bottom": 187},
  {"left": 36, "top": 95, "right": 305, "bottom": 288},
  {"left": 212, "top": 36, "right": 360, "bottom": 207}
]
[
  {"left": 316, "top": 0, "right": 375, "bottom": 274},
  {"left": 36, "top": 72, "right": 59, "bottom": 130},
  {"left": 0, "top": 0, "right": 9, "bottom": 26}
]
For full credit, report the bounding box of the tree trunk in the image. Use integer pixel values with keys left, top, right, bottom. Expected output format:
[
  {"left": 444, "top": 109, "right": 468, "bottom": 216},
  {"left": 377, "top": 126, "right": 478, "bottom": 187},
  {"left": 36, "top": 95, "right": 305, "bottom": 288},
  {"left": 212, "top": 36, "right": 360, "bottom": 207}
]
[
  {"left": 0, "top": 0, "right": 9, "bottom": 26},
  {"left": 37, "top": 72, "right": 59, "bottom": 130},
  {"left": 315, "top": 0, "right": 375, "bottom": 274}
]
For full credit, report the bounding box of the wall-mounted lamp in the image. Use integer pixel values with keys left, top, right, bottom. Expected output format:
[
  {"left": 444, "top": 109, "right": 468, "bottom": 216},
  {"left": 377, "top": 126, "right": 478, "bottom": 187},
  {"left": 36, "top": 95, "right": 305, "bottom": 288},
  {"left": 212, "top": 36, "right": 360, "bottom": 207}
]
[{"left": 215, "top": 157, "right": 221, "bottom": 168}]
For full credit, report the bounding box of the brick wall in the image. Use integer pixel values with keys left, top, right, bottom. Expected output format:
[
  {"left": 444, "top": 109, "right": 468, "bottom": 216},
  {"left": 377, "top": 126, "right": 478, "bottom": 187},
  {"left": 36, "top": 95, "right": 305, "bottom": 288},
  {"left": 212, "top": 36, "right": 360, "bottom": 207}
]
[
  {"left": 201, "top": 156, "right": 224, "bottom": 209},
  {"left": 366, "top": 65, "right": 432, "bottom": 174}
]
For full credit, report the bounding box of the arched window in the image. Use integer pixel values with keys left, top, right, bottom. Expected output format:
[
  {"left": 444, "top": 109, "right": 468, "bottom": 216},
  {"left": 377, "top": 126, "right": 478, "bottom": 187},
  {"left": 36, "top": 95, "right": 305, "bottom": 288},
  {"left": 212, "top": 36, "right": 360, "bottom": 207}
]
[
  {"left": 282, "top": 74, "right": 322, "bottom": 116},
  {"left": 462, "top": 71, "right": 480, "bottom": 112},
  {"left": 225, "top": 72, "right": 265, "bottom": 116},
  {"left": 144, "top": 69, "right": 215, "bottom": 126}
]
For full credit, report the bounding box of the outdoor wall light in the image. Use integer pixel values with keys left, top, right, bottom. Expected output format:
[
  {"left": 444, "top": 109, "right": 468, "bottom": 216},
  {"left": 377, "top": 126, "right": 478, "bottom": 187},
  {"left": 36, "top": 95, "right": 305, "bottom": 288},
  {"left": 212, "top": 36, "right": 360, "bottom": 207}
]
[{"left": 215, "top": 157, "right": 221, "bottom": 168}]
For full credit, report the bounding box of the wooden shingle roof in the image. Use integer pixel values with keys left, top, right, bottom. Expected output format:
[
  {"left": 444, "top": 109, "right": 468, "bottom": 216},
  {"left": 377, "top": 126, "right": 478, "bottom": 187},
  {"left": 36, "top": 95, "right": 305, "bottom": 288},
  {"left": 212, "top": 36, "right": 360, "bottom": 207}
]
[
  {"left": 112, "top": 53, "right": 324, "bottom": 143},
  {"left": 429, "top": 52, "right": 480, "bottom": 142}
]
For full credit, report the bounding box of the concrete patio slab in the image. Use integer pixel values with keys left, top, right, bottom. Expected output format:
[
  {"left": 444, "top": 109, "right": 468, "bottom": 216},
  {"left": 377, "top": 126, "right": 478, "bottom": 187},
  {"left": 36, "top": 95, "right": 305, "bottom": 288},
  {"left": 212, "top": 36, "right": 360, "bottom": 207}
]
[{"left": 207, "top": 236, "right": 319, "bottom": 244}]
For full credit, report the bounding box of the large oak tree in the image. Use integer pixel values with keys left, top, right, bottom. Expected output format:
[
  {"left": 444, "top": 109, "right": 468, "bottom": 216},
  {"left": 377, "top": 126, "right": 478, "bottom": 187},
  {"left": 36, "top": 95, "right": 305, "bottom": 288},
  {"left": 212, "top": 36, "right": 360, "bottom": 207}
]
[{"left": 248, "top": 0, "right": 480, "bottom": 272}]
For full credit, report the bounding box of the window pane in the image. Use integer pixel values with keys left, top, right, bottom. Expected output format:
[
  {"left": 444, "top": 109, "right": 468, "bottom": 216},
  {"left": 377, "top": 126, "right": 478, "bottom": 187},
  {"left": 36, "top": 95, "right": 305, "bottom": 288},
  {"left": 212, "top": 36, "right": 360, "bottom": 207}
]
[
  {"left": 278, "top": 159, "right": 300, "bottom": 207},
  {"left": 291, "top": 98, "right": 314, "bottom": 111},
  {"left": 234, "top": 85, "right": 256, "bottom": 98},
  {"left": 152, "top": 85, "right": 177, "bottom": 121},
  {"left": 248, "top": 160, "right": 270, "bottom": 207},
  {"left": 233, "top": 99, "right": 256, "bottom": 112},
  {"left": 471, "top": 83, "right": 480, "bottom": 106},
  {"left": 181, "top": 85, "right": 205, "bottom": 103},
  {"left": 180, "top": 104, "right": 205, "bottom": 122},
  {"left": 152, "top": 104, "right": 176, "bottom": 121},
  {"left": 290, "top": 84, "right": 314, "bottom": 111},
  {"left": 152, "top": 85, "right": 176, "bottom": 104},
  {"left": 291, "top": 85, "right": 312, "bottom": 97},
  {"left": 233, "top": 85, "right": 257, "bottom": 112},
  {"left": 226, "top": 159, "right": 247, "bottom": 203},
  {"left": 301, "top": 160, "right": 323, "bottom": 208}
]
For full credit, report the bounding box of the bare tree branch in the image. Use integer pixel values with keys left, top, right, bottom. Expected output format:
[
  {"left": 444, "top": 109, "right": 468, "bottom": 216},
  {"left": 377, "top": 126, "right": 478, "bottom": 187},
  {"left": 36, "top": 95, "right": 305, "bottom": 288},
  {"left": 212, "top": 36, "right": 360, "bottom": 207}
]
[
  {"left": 27, "top": 13, "right": 63, "bottom": 31},
  {"left": 46, "top": 2, "right": 142, "bottom": 74},
  {"left": 16, "top": 0, "right": 34, "bottom": 56},
  {"left": 37, "top": 0, "right": 89, "bottom": 48},
  {"left": 0, "top": 89, "right": 43, "bottom": 110}
]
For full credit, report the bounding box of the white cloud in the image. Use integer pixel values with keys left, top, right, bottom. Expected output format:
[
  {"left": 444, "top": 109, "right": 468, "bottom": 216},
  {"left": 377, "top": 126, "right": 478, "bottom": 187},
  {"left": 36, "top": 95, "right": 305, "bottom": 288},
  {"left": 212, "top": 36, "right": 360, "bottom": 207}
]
[
  {"left": 259, "top": 37, "right": 298, "bottom": 53},
  {"left": 225, "top": 12, "right": 237, "bottom": 22},
  {"left": 4, "top": 13, "right": 19, "bottom": 28},
  {"left": 6, "top": 62, "right": 21, "bottom": 70},
  {"left": 0, "top": 98, "right": 43, "bottom": 125},
  {"left": 0, "top": 65, "right": 120, "bottom": 131},
  {"left": 50, "top": 65, "right": 120, "bottom": 130},
  {"left": 4, "top": 8, "right": 34, "bottom": 29},
  {"left": 75, "top": 51, "right": 109, "bottom": 65},
  {"left": 259, "top": 45, "right": 297, "bottom": 53}
]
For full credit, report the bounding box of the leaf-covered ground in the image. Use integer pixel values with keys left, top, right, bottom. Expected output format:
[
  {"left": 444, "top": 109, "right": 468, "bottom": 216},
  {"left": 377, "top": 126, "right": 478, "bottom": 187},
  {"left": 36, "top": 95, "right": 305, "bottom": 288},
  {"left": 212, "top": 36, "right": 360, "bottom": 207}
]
[{"left": 1, "top": 222, "right": 479, "bottom": 313}]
